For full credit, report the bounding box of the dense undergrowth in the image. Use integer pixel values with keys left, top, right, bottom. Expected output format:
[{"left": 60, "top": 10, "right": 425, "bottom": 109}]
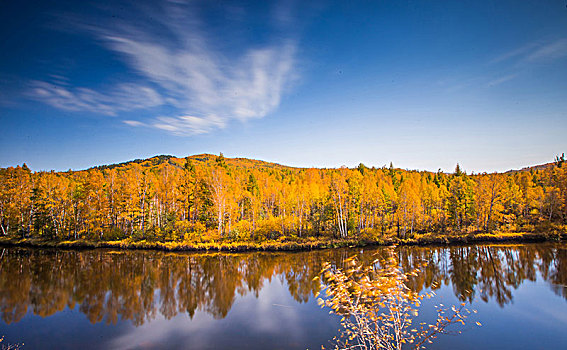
[{"left": 1, "top": 224, "right": 564, "bottom": 252}]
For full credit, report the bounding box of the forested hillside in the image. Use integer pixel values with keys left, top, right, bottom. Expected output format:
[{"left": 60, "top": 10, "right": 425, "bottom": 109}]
[{"left": 1, "top": 153, "right": 565, "bottom": 244}]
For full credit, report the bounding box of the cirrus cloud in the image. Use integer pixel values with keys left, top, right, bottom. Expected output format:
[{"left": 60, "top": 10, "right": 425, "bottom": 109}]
[
  {"left": 30, "top": 81, "right": 163, "bottom": 116},
  {"left": 30, "top": 1, "right": 298, "bottom": 135}
]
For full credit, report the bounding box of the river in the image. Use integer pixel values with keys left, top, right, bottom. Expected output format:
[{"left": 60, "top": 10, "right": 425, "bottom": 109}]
[{"left": 1, "top": 243, "right": 566, "bottom": 349}]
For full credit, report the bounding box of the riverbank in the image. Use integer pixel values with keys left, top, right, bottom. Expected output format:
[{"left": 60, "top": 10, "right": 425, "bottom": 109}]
[{"left": 1, "top": 230, "right": 565, "bottom": 252}]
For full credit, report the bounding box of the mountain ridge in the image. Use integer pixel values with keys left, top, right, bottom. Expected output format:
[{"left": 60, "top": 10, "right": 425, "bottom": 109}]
[
  {"left": 89, "top": 153, "right": 295, "bottom": 172},
  {"left": 86, "top": 153, "right": 556, "bottom": 174}
]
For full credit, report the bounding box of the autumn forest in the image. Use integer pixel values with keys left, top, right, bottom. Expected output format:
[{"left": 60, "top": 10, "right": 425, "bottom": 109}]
[{"left": 1, "top": 154, "right": 566, "bottom": 247}]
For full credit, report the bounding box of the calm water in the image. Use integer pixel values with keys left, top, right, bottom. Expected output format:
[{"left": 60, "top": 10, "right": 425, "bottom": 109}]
[{"left": 1, "top": 243, "right": 567, "bottom": 349}]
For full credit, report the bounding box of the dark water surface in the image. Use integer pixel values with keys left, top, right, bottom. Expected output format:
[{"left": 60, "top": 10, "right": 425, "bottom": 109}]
[{"left": 1, "top": 243, "right": 567, "bottom": 349}]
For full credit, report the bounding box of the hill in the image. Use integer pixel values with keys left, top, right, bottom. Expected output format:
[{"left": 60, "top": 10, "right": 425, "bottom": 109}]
[
  {"left": 90, "top": 153, "right": 295, "bottom": 172},
  {"left": 88, "top": 153, "right": 563, "bottom": 176},
  {"left": 505, "top": 162, "right": 555, "bottom": 174}
]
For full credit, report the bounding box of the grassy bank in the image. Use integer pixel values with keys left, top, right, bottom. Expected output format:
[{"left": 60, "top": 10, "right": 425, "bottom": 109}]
[
  {"left": 1, "top": 229, "right": 565, "bottom": 253},
  {"left": 0, "top": 236, "right": 358, "bottom": 252}
]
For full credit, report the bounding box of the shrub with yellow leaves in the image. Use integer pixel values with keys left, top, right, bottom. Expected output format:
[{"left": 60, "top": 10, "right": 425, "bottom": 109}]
[
  {"left": 317, "top": 247, "right": 478, "bottom": 350},
  {"left": 0, "top": 336, "right": 21, "bottom": 350}
]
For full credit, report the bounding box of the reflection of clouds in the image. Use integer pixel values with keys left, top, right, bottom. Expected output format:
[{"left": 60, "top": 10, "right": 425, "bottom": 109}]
[
  {"left": 106, "top": 312, "right": 216, "bottom": 350},
  {"left": 508, "top": 282, "right": 567, "bottom": 328},
  {"left": 237, "top": 277, "right": 303, "bottom": 336},
  {"left": 106, "top": 277, "right": 306, "bottom": 349}
]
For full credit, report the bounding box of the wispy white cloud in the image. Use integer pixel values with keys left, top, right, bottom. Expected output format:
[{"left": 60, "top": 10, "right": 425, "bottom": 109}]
[
  {"left": 101, "top": 33, "right": 296, "bottom": 134},
  {"left": 489, "top": 42, "right": 539, "bottom": 65},
  {"left": 525, "top": 39, "right": 567, "bottom": 62},
  {"left": 31, "top": 2, "right": 298, "bottom": 135},
  {"left": 30, "top": 81, "right": 163, "bottom": 115},
  {"left": 125, "top": 115, "right": 226, "bottom": 135},
  {"left": 486, "top": 73, "right": 518, "bottom": 87},
  {"left": 152, "top": 115, "right": 226, "bottom": 135},
  {"left": 123, "top": 120, "right": 146, "bottom": 127},
  {"left": 483, "top": 38, "right": 567, "bottom": 87},
  {"left": 491, "top": 38, "right": 567, "bottom": 65}
]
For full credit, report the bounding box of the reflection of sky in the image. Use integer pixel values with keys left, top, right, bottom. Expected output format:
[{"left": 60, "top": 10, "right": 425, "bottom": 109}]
[
  {"left": 426, "top": 279, "right": 567, "bottom": 350},
  {"left": 104, "top": 276, "right": 337, "bottom": 350}
]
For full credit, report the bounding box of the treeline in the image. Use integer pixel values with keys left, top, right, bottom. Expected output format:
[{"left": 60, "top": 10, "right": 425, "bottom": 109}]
[{"left": 0, "top": 153, "right": 566, "bottom": 242}]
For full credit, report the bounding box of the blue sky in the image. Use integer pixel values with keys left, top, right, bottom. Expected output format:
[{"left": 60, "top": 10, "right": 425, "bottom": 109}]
[{"left": 1, "top": 0, "right": 566, "bottom": 172}]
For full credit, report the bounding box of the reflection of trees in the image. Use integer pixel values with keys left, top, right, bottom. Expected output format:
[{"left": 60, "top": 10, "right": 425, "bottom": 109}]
[
  {"left": 475, "top": 246, "right": 513, "bottom": 306},
  {"left": 398, "top": 244, "right": 567, "bottom": 307},
  {"left": 1, "top": 244, "right": 567, "bottom": 326},
  {"left": 542, "top": 246, "right": 567, "bottom": 299},
  {"left": 449, "top": 246, "right": 479, "bottom": 303},
  {"left": 283, "top": 253, "right": 327, "bottom": 303},
  {"left": 0, "top": 248, "right": 343, "bottom": 325}
]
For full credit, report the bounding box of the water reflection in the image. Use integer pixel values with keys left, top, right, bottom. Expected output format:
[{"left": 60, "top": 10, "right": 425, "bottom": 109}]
[{"left": 0, "top": 243, "right": 566, "bottom": 326}]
